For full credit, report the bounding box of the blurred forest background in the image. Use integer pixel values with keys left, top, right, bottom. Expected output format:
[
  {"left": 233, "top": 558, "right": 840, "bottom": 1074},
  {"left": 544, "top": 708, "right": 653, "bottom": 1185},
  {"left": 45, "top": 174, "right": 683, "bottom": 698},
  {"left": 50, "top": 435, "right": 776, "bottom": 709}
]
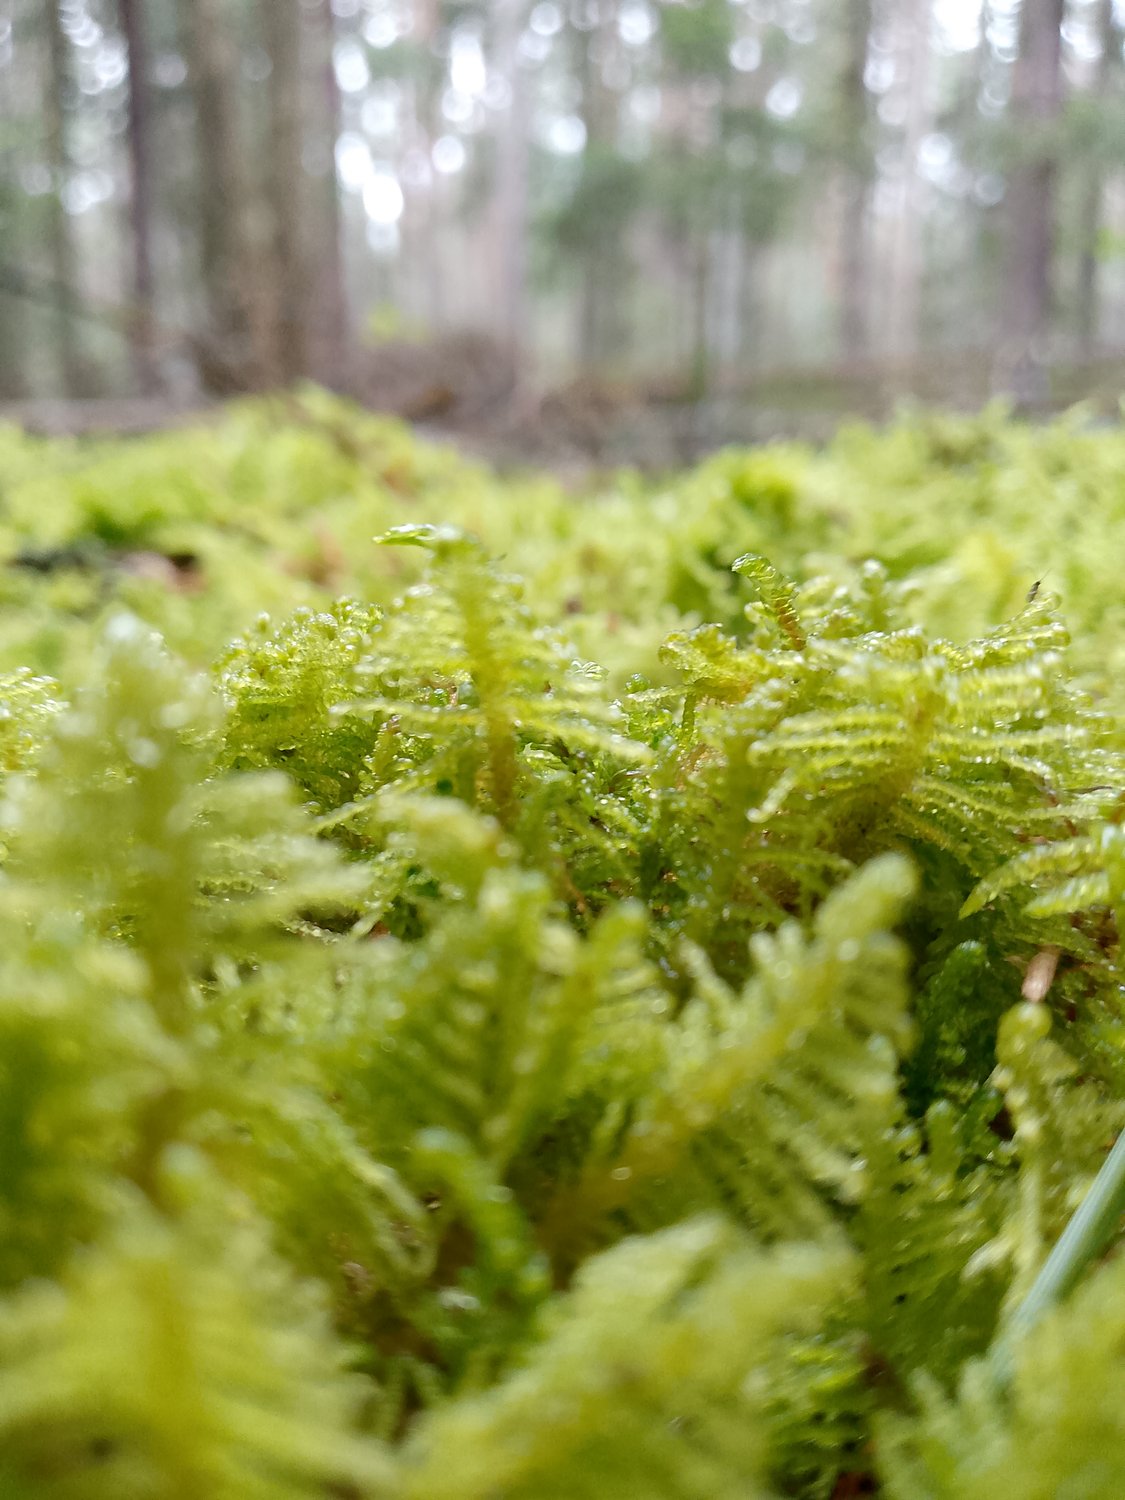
[{"left": 3, "top": 1, "right": 1125, "bottom": 456}]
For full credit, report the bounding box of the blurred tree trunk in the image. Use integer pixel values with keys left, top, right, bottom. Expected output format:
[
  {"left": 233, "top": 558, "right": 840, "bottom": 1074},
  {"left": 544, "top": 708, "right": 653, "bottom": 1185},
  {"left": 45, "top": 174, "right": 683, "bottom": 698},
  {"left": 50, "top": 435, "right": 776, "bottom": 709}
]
[
  {"left": 182, "top": 0, "right": 259, "bottom": 389},
  {"left": 0, "top": 28, "right": 28, "bottom": 398},
  {"left": 43, "top": 0, "right": 82, "bottom": 394},
  {"left": 493, "top": 0, "right": 531, "bottom": 379},
  {"left": 261, "top": 0, "right": 306, "bottom": 383},
  {"left": 576, "top": 15, "right": 600, "bottom": 373},
  {"left": 575, "top": 1, "right": 624, "bottom": 374},
  {"left": 411, "top": 0, "right": 447, "bottom": 334},
  {"left": 997, "top": 0, "right": 1064, "bottom": 403},
  {"left": 1076, "top": 0, "right": 1117, "bottom": 355},
  {"left": 310, "top": 0, "right": 349, "bottom": 385},
  {"left": 0, "top": 276, "right": 27, "bottom": 397},
  {"left": 118, "top": 0, "right": 158, "bottom": 390},
  {"left": 689, "top": 226, "right": 711, "bottom": 400},
  {"left": 886, "top": 0, "right": 932, "bottom": 357},
  {"left": 838, "top": 0, "right": 873, "bottom": 357}
]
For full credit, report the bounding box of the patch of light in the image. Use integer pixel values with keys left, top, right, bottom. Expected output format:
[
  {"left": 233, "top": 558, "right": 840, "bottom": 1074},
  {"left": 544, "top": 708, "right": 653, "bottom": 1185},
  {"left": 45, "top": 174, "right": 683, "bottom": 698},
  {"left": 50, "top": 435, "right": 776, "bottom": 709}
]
[
  {"left": 1062, "top": 14, "right": 1103, "bottom": 63},
  {"left": 363, "top": 12, "right": 398, "bottom": 48},
  {"left": 366, "top": 220, "right": 399, "bottom": 256},
  {"left": 933, "top": 0, "right": 983, "bottom": 53},
  {"left": 432, "top": 135, "right": 467, "bottom": 174},
  {"left": 62, "top": 169, "right": 114, "bottom": 215},
  {"left": 335, "top": 131, "right": 373, "bottom": 190},
  {"left": 986, "top": 8, "right": 1019, "bottom": 58},
  {"left": 450, "top": 29, "right": 487, "bottom": 95},
  {"left": 618, "top": 1, "right": 656, "bottom": 48},
  {"left": 730, "top": 36, "right": 762, "bottom": 72},
  {"left": 878, "top": 95, "right": 908, "bottom": 127},
  {"left": 786, "top": 14, "right": 816, "bottom": 45},
  {"left": 334, "top": 38, "right": 370, "bottom": 94},
  {"left": 864, "top": 54, "right": 895, "bottom": 94},
  {"left": 363, "top": 167, "right": 405, "bottom": 224},
  {"left": 545, "top": 114, "right": 587, "bottom": 154},
  {"left": 64, "top": 15, "right": 101, "bottom": 49},
  {"left": 765, "top": 77, "right": 802, "bottom": 120},
  {"left": 973, "top": 172, "right": 1005, "bottom": 207},
  {"left": 95, "top": 38, "right": 128, "bottom": 90},
  {"left": 153, "top": 53, "right": 187, "bottom": 89},
  {"left": 483, "top": 75, "right": 513, "bottom": 112},
  {"left": 362, "top": 85, "right": 399, "bottom": 137},
  {"left": 519, "top": 31, "right": 552, "bottom": 64},
  {"left": 442, "top": 88, "right": 475, "bottom": 126},
  {"left": 530, "top": 3, "right": 563, "bottom": 38},
  {"left": 631, "top": 84, "right": 661, "bottom": 123},
  {"left": 919, "top": 132, "right": 953, "bottom": 173}
]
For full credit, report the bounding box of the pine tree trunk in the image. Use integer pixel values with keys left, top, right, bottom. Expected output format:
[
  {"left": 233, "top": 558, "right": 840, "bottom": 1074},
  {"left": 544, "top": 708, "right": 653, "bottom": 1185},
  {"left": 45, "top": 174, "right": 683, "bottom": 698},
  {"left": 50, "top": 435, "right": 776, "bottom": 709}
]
[
  {"left": 839, "top": 0, "right": 873, "bottom": 358},
  {"left": 262, "top": 0, "right": 306, "bottom": 383},
  {"left": 493, "top": 0, "right": 531, "bottom": 381},
  {"left": 311, "top": 0, "right": 348, "bottom": 384},
  {"left": 182, "top": 0, "right": 258, "bottom": 389},
  {"left": 997, "top": 0, "right": 1065, "bottom": 404},
  {"left": 43, "top": 0, "right": 82, "bottom": 394},
  {"left": 1076, "top": 0, "right": 1116, "bottom": 356},
  {"left": 886, "top": 0, "right": 932, "bottom": 358},
  {"left": 577, "top": 1, "right": 631, "bottom": 376},
  {"left": 411, "top": 0, "right": 447, "bottom": 334},
  {"left": 690, "top": 229, "right": 711, "bottom": 401},
  {"left": 118, "top": 0, "right": 158, "bottom": 390},
  {"left": 0, "top": 37, "right": 28, "bottom": 398},
  {"left": 0, "top": 251, "right": 28, "bottom": 397}
]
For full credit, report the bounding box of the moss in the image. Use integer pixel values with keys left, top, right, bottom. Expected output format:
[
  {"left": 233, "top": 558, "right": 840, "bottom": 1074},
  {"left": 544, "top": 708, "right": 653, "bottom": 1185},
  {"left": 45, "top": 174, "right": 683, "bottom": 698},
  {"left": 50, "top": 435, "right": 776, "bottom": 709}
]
[{"left": 0, "top": 394, "right": 1122, "bottom": 1497}]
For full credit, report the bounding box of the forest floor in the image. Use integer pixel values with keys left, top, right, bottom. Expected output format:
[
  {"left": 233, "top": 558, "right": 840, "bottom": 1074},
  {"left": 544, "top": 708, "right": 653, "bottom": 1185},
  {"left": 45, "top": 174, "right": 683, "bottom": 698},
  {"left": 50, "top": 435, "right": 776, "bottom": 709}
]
[{"left": 6, "top": 339, "right": 1125, "bottom": 474}]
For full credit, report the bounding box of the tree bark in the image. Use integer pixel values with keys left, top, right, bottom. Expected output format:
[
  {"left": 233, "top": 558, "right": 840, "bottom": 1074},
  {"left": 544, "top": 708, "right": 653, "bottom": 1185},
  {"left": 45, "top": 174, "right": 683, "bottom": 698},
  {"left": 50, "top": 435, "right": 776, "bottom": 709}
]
[
  {"left": 310, "top": 0, "right": 348, "bottom": 384},
  {"left": 181, "top": 0, "right": 258, "bottom": 389},
  {"left": 839, "top": 0, "right": 873, "bottom": 357},
  {"left": 43, "top": 0, "right": 82, "bottom": 394},
  {"left": 885, "top": 0, "right": 933, "bottom": 357},
  {"left": 574, "top": 0, "right": 626, "bottom": 375},
  {"left": 0, "top": 20, "right": 28, "bottom": 398},
  {"left": 118, "top": 0, "right": 158, "bottom": 390},
  {"left": 492, "top": 0, "right": 531, "bottom": 379},
  {"left": 1076, "top": 0, "right": 1117, "bottom": 355},
  {"left": 262, "top": 0, "right": 306, "bottom": 383},
  {"left": 997, "top": 0, "right": 1065, "bottom": 404},
  {"left": 408, "top": 0, "right": 447, "bottom": 335},
  {"left": 689, "top": 227, "right": 711, "bottom": 400}
]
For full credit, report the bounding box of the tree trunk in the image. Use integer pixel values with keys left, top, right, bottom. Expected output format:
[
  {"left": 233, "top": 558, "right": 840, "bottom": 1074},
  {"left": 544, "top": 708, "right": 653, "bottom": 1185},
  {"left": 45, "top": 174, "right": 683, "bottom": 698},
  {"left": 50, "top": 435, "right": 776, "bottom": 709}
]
[
  {"left": 0, "top": 28, "right": 28, "bottom": 398},
  {"left": 686, "top": 222, "right": 713, "bottom": 401},
  {"left": 574, "top": 0, "right": 625, "bottom": 375},
  {"left": 262, "top": 0, "right": 306, "bottom": 383},
  {"left": 118, "top": 0, "right": 158, "bottom": 390},
  {"left": 996, "top": 0, "right": 1065, "bottom": 404},
  {"left": 886, "top": 0, "right": 933, "bottom": 357},
  {"left": 182, "top": 0, "right": 258, "bottom": 389},
  {"left": 310, "top": 0, "right": 349, "bottom": 385},
  {"left": 839, "top": 0, "right": 873, "bottom": 357},
  {"left": 43, "top": 0, "right": 82, "bottom": 394},
  {"left": 492, "top": 0, "right": 531, "bottom": 380},
  {"left": 1076, "top": 0, "right": 1117, "bottom": 356}
]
